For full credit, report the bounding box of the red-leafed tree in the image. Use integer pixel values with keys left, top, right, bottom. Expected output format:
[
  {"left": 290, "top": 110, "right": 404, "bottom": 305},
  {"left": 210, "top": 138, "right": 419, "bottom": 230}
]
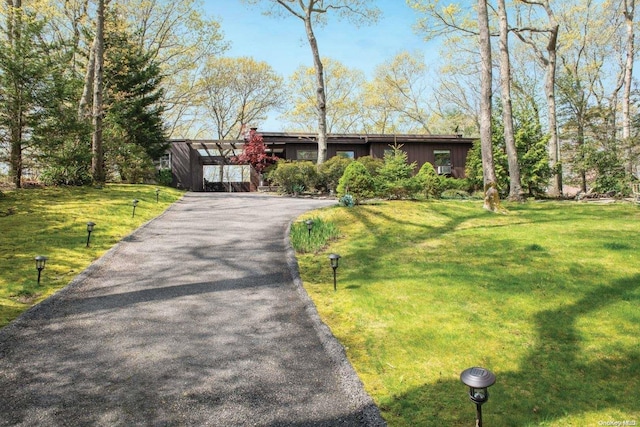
[{"left": 233, "top": 128, "right": 278, "bottom": 173}]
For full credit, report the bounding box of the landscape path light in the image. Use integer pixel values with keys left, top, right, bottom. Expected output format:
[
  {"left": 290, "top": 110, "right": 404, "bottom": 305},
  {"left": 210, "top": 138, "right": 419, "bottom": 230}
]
[
  {"left": 328, "top": 253, "right": 341, "bottom": 291},
  {"left": 35, "top": 255, "right": 47, "bottom": 285},
  {"left": 86, "top": 221, "right": 95, "bottom": 247},
  {"left": 155, "top": 188, "right": 160, "bottom": 203},
  {"left": 305, "top": 219, "right": 314, "bottom": 238},
  {"left": 460, "top": 366, "right": 496, "bottom": 427},
  {"left": 132, "top": 199, "right": 139, "bottom": 218}
]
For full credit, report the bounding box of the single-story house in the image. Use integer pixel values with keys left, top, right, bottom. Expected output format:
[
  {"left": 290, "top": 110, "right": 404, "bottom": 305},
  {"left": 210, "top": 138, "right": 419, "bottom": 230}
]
[{"left": 166, "top": 131, "right": 476, "bottom": 192}]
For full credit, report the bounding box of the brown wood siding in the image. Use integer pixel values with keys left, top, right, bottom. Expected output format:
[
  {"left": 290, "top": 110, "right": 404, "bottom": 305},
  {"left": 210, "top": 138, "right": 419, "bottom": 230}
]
[
  {"left": 170, "top": 142, "right": 194, "bottom": 190},
  {"left": 369, "top": 141, "right": 472, "bottom": 176}
]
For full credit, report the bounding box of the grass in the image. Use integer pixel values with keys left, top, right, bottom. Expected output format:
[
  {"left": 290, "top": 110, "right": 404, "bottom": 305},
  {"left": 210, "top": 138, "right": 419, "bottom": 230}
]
[
  {"left": 290, "top": 216, "right": 341, "bottom": 254},
  {"left": 0, "top": 184, "right": 184, "bottom": 328},
  {"left": 294, "top": 200, "right": 640, "bottom": 426}
]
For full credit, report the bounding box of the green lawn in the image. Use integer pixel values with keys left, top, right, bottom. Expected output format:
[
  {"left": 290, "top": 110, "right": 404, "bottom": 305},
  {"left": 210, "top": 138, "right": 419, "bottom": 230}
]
[
  {"left": 0, "top": 184, "right": 184, "bottom": 327},
  {"left": 294, "top": 200, "right": 640, "bottom": 426}
]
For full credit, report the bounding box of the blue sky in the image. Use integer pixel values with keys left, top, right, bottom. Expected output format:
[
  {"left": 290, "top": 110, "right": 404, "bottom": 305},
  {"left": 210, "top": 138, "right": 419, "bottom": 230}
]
[{"left": 204, "top": 1, "right": 439, "bottom": 130}]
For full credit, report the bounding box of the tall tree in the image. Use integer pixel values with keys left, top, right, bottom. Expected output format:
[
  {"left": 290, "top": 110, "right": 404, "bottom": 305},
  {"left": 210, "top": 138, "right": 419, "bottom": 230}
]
[
  {"left": 622, "top": 0, "right": 635, "bottom": 176},
  {"left": 513, "top": 0, "right": 562, "bottom": 197},
  {"left": 478, "top": 0, "right": 499, "bottom": 211},
  {"left": 282, "top": 58, "right": 365, "bottom": 133},
  {"left": 114, "top": 0, "right": 227, "bottom": 138},
  {"left": 364, "top": 51, "right": 433, "bottom": 134},
  {"left": 0, "top": 2, "right": 51, "bottom": 187},
  {"left": 90, "top": 0, "right": 106, "bottom": 183},
  {"left": 497, "top": 0, "right": 523, "bottom": 200},
  {"left": 408, "top": 1, "right": 482, "bottom": 136},
  {"left": 245, "top": 0, "right": 379, "bottom": 164},
  {"left": 197, "top": 56, "right": 284, "bottom": 140},
  {"left": 103, "top": 28, "right": 168, "bottom": 182}
]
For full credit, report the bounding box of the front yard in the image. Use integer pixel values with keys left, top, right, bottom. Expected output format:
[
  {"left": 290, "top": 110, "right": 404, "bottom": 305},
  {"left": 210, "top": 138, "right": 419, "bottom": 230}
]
[{"left": 294, "top": 200, "right": 640, "bottom": 426}]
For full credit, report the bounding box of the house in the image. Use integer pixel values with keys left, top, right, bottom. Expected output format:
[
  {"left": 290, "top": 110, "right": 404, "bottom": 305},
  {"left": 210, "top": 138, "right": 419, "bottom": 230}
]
[{"left": 167, "top": 132, "right": 475, "bottom": 192}]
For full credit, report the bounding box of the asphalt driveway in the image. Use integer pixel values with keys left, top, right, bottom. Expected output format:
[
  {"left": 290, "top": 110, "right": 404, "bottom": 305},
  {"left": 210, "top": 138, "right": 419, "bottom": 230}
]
[{"left": 0, "top": 193, "right": 385, "bottom": 426}]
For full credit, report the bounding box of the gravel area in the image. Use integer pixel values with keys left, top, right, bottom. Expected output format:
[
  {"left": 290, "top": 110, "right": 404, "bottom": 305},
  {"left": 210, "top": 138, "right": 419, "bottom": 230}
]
[{"left": 0, "top": 192, "right": 386, "bottom": 427}]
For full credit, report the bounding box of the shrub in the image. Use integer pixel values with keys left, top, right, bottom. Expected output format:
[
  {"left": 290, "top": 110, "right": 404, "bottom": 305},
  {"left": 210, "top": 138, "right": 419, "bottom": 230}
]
[
  {"left": 318, "top": 156, "right": 352, "bottom": 193},
  {"left": 337, "top": 161, "right": 375, "bottom": 204},
  {"left": 339, "top": 194, "right": 355, "bottom": 207},
  {"left": 357, "top": 155, "right": 384, "bottom": 176},
  {"left": 40, "top": 165, "right": 93, "bottom": 186},
  {"left": 156, "top": 168, "right": 173, "bottom": 186},
  {"left": 415, "top": 162, "right": 442, "bottom": 198},
  {"left": 268, "top": 160, "right": 318, "bottom": 194},
  {"left": 440, "top": 176, "right": 471, "bottom": 192},
  {"left": 376, "top": 145, "right": 420, "bottom": 199}
]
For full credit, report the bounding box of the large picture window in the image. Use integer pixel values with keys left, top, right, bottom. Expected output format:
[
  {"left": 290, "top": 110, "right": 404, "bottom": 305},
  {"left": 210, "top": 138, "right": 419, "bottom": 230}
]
[
  {"left": 336, "top": 151, "right": 355, "bottom": 159},
  {"left": 297, "top": 150, "right": 318, "bottom": 162}
]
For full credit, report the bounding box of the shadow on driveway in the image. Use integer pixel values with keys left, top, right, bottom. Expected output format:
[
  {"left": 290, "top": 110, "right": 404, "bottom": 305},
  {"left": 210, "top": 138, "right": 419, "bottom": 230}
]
[{"left": 0, "top": 193, "right": 385, "bottom": 427}]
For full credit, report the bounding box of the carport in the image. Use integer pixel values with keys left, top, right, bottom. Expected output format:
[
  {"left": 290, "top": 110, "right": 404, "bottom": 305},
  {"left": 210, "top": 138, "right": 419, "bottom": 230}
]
[{"left": 169, "top": 140, "right": 259, "bottom": 192}]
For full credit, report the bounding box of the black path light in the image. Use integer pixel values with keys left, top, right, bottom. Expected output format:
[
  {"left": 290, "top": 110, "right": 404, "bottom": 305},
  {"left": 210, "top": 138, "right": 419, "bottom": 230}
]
[
  {"left": 460, "top": 366, "right": 496, "bottom": 427},
  {"left": 305, "top": 219, "right": 314, "bottom": 238},
  {"left": 132, "top": 199, "right": 139, "bottom": 218},
  {"left": 155, "top": 188, "right": 160, "bottom": 203},
  {"left": 86, "top": 221, "right": 95, "bottom": 247},
  {"left": 35, "top": 255, "right": 47, "bottom": 285},
  {"left": 328, "top": 253, "right": 341, "bottom": 291}
]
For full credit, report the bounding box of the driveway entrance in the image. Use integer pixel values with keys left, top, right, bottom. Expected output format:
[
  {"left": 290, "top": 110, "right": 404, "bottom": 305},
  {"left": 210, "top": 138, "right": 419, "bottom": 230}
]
[{"left": 0, "top": 193, "right": 384, "bottom": 426}]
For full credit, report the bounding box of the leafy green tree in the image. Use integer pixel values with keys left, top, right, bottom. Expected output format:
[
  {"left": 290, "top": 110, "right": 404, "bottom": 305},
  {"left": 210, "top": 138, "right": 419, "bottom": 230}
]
[
  {"left": 515, "top": 109, "right": 551, "bottom": 197},
  {"left": 376, "top": 144, "right": 421, "bottom": 199},
  {"left": 363, "top": 51, "right": 433, "bottom": 134},
  {"left": 103, "top": 29, "right": 168, "bottom": 182},
  {"left": 466, "top": 105, "right": 550, "bottom": 197},
  {"left": 0, "top": 8, "right": 50, "bottom": 187},
  {"left": 197, "top": 56, "right": 284, "bottom": 140},
  {"left": 35, "top": 63, "right": 91, "bottom": 186},
  {"left": 282, "top": 58, "right": 365, "bottom": 133}
]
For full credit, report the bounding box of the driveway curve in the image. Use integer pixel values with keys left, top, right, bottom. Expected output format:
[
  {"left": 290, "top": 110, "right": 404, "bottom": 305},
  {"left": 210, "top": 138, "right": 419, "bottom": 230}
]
[{"left": 0, "top": 193, "right": 385, "bottom": 427}]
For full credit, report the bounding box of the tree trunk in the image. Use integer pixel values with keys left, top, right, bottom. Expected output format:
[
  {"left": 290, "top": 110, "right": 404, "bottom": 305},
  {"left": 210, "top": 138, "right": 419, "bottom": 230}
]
[
  {"left": 78, "top": 40, "right": 95, "bottom": 120},
  {"left": 623, "top": 0, "right": 635, "bottom": 176},
  {"left": 545, "top": 24, "right": 562, "bottom": 197},
  {"left": 478, "top": 0, "right": 498, "bottom": 211},
  {"left": 91, "top": 0, "right": 105, "bottom": 183},
  {"left": 7, "top": 0, "right": 23, "bottom": 188},
  {"left": 498, "top": 0, "right": 523, "bottom": 201},
  {"left": 535, "top": 1, "right": 562, "bottom": 198},
  {"left": 303, "top": 15, "right": 328, "bottom": 165}
]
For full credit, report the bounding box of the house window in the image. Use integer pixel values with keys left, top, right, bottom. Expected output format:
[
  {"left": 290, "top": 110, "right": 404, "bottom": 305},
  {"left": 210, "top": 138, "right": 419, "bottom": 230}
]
[
  {"left": 297, "top": 150, "right": 318, "bottom": 162},
  {"left": 157, "top": 153, "right": 171, "bottom": 169},
  {"left": 434, "top": 150, "right": 452, "bottom": 175},
  {"left": 336, "top": 151, "right": 355, "bottom": 159}
]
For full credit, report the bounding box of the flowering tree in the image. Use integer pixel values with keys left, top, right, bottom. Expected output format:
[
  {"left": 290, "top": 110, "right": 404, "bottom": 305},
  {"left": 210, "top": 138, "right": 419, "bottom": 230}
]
[{"left": 233, "top": 128, "right": 278, "bottom": 174}]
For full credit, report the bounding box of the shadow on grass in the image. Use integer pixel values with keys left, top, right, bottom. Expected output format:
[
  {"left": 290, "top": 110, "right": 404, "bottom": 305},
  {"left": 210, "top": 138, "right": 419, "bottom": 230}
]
[{"left": 381, "top": 274, "right": 640, "bottom": 426}]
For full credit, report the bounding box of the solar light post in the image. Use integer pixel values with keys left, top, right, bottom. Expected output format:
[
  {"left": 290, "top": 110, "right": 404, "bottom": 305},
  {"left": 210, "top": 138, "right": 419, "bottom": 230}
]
[
  {"left": 35, "top": 255, "right": 47, "bottom": 285},
  {"left": 305, "top": 219, "right": 314, "bottom": 239},
  {"left": 328, "top": 253, "right": 341, "bottom": 291},
  {"left": 132, "top": 199, "right": 139, "bottom": 218},
  {"left": 86, "top": 222, "right": 95, "bottom": 247},
  {"left": 155, "top": 188, "right": 160, "bottom": 203},
  {"left": 460, "top": 367, "right": 496, "bottom": 427}
]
